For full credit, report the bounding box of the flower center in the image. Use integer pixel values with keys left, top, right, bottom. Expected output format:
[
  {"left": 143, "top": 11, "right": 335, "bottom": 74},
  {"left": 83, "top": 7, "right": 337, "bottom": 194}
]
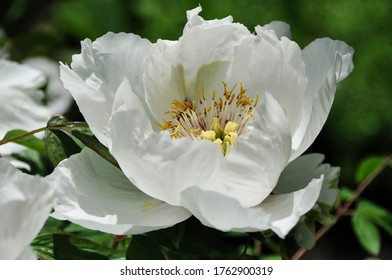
[{"left": 158, "top": 82, "right": 258, "bottom": 156}]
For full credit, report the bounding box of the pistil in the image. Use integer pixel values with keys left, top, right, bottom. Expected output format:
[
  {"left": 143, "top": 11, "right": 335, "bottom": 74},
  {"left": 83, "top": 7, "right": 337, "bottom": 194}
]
[{"left": 159, "top": 82, "right": 258, "bottom": 155}]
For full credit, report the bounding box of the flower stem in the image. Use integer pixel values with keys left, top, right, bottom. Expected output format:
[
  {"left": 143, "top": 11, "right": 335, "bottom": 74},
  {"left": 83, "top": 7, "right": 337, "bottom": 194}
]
[
  {"left": 253, "top": 238, "right": 262, "bottom": 257},
  {"left": 261, "top": 239, "right": 288, "bottom": 260},
  {"left": 0, "top": 122, "right": 86, "bottom": 146},
  {"left": 240, "top": 237, "right": 251, "bottom": 258},
  {"left": 0, "top": 126, "right": 48, "bottom": 145},
  {"left": 112, "top": 235, "right": 126, "bottom": 250},
  {"left": 291, "top": 154, "right": 392, "bottom": 260}
]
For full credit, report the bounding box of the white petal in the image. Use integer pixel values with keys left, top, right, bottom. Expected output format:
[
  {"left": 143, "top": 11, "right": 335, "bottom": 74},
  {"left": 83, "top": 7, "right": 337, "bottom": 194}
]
[
  {"left": 143, "top": 40, "right": 187, "bottom": 123},
  {"left": 180, "top": 177, "right": 322, "bottom": 238},
  {"left": 184, "top": 6, "right": 234, "bottom": 31},
  {"left": 110, "top": 80, "right": 222, "bottom": 206},
  {"left": 0, "top": 87, "right": 51, "bottom": 155},
  {"left": 180, "top": 186, "right": 270, "bottom": 232},
  {"left": 275, "top": 153, "right": 326, "bottom": 193},
  {"left": 113, "top": 79, "right": 153, "bottom": 135},
  {"left": 184, "top": 6, "right": 204, "bottom": 29},
  {"left": 16, "top": 246, "right": 37, "bottom": 260},
  {"left": 291, "top": 38, "right": 354, "bottom": 160},
  {"left": 259, "top": 21, "right": 291, "bottom": 39},
  {"left": 180, "top": 19, "right": 249, "bottom": 86},
  {"left": 144, "top": 21, "right": 249, "bottom": 123},
  {"left": 259, "top": 177, "right": 322, "bottom": 238},
  {"left": 0, "top": 159, "right": 54, "bottom": 260},
  {"left": 49, "top": 148, "right": 191, "bottom": 235},
  {"left": 24, "top": 57, "right": 73, "bottom": 115},
  {"left": 0, "top": 58, "right": 73, "bottom": 157},
  {"left": 0, "top": 59, "right": 52, "bottom": 156},
  {"left": 0, "top": 155, "right": 31, "bottom": 170},
  {"left": 144, "top": 49, "right": 230, "bottom": 123},
  {"left": 229, "top": 28, "right": 307, "bottom": 135},
  {"left": 277, "top": 153, "right": 340, "bottom": 206},
  {"left": 0, "top": 59, "right": 45, "bottom": 89},
  {"left": 189, "top": 61, "right": 230, "bottom": 103},
  {"left": 90, "top": 32, "right": 152, "bottom": 100},
  {"left": 219, "top": 92, "right": 292, "bottom": 207},
  {"left": 60, "top": 32, "right": 152, "bottom": 148},
  {"left": 60, "top": 64, "right": 111, "bottom": 147}
]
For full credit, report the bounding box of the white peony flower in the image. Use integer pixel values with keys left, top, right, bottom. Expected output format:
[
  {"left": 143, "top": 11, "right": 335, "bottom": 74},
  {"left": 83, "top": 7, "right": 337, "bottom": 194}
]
[
  {"left": 54, "top": 7, "right": 354, "bottom": 238},
  {"left": 0, "top": 158, "right": 55, "bottom": 259},
  {"left": 0, "top": 58, "right": 72, "bottom": 158},
  {"left": 0, "top": 59, "right": 49, "bottom": 156},
  {"left": 23, "top": 57, "right": 73, "bottom": 116}
]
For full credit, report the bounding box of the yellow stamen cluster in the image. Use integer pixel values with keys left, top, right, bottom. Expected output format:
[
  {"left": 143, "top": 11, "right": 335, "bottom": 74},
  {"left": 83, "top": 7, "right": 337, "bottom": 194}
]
[
  {"left": 158, "top": 82, "right": 258, "bottom": 156},
  {"left": 199, "top": 118, "right": 238, "bottom": 155}
]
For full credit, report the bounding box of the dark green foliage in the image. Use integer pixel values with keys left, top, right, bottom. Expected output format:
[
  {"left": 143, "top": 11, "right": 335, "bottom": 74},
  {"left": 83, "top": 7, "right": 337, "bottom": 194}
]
[
  {"left": 43, "top": 116, "right": 118, "bottom": 167},
  {"left": 352, "top": 210, "right": 381, "bottom": 256},
  {"left": 2, "top": 129, "right": 46, "bottom": 155},
  {"left": 352, "top": 200, "right": 392, "bottom": 256},
  {"left": 33, "top": 217, "right": 126, "bottom": 260},
  {"left": 126, "top": 235, "right": 167, "bottom": 260}
]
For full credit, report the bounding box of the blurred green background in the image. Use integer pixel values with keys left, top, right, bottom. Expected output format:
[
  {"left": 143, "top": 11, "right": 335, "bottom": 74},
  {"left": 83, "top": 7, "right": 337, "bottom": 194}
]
[{"left": 1, "top": 0, "right": 391, "bottom": 259}]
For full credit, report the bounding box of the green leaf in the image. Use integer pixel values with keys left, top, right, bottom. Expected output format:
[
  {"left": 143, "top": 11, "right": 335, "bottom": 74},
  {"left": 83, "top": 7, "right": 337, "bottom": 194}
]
[
  {"left": 179, "top": 218, "right": 248, "bottom": 259},
  {"left": 11, "top": 149, "right": 47, "bottom": 175},
  {"left": 126, "top": 235, "right": 166, "bottom": 260},
  {"left": 290, "top": 203, "right": 336, "bottom": 250},
  {"left": 44, "top": 116, "right": 86, "bottom": 166},
  {"left": 357, "top": 200, "right": 389, "bottom": 217},
  {"left": 31, "top": 234, "right": 55, "bottom": 260},
  {"left": 2, "top": 129, "right": 46, "bottom": 155},
  {"left": 44, "top": 130, "right": 67, "bottom": 166},
  {"left": 146, "top": 223, "right": 186, "bottom": 251},
  {"left": 373, "top": 218, "right": 392, "bottom": 237},
  {"left": 46, "top": 116, "right": 119, "bottom": 168},
  {"left": 313, "top": 203, "right": 337, "bottom": 227},
  {"left": 39, "top": 217, "right": 66, "bottom": 235},
  {"left": 352, "top": 212, "right": 381, "bottom": 256},
  {"left": 44, "top": 129, "right": 82, "bottom": 166},
  {"left": 53, "top": 234, "right": 120, "bottom": 260},
  {"left": 357, "top": 200, "right": 392, "bottom": 237},
  {"left": 355, "top": 156, "right": 384, "bottom": 184},
  {"left": 317, "top": 164, "right": 340, "bottom": 206},
  {"left": 338, "top": 186, "right": 355, "bottom": 202},
  {"left": 47, "top": 115, "right": 70, "bottom": 126},
  {"left": 69, "top": 236, "right": 124, "bottom": 260},
  {"left": 63, "top": 223, "right": 116, "bottom": 248},
  {"left": 51, "top": 129, "right": 83, "bottom": 156},
  {"left": 261, "top": 254, "right": 282, "bottom": 260},
  {"left": 249, "top": 233, "right": 288, "bottom": 260},
  {"left": 292, "top": 220, "right": 316, "bottom": 249}
]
